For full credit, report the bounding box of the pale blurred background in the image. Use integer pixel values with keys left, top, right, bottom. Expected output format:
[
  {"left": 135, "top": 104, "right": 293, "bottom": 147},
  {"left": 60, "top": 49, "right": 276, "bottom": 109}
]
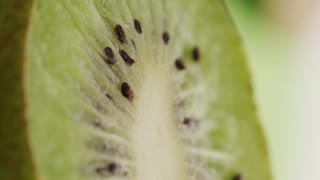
[{"left": 226, "top": 1, "right": 320, "bottom": 180}]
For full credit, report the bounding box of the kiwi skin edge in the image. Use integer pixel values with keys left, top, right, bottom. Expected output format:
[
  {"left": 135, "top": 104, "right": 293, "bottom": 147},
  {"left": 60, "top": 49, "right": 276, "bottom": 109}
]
[{"left": 0, "top": 0, "right": 36, "bottom": 179}]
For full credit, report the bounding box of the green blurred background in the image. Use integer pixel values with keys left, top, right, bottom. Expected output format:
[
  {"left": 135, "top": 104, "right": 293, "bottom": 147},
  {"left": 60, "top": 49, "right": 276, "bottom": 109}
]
[{"left": 226, "top": 1, "right": 291, "bottom": 180}]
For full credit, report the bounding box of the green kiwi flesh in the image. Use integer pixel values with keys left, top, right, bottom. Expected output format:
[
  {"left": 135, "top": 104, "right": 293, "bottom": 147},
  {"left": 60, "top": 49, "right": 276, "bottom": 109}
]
[{"left": 0, "top": 0, "right": 272, "bottom": 179}]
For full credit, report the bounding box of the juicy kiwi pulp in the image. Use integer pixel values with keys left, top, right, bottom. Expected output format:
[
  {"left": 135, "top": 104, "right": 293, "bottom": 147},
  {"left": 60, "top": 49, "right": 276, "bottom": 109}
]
[{"left": 18, "top": 0, "right": 272, "bottom": 180}]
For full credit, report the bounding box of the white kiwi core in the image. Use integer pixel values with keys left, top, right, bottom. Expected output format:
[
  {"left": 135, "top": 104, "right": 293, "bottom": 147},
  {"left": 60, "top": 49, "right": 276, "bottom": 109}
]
[{"left": 132, "top": 68, "right": 185, "bottom": 180}]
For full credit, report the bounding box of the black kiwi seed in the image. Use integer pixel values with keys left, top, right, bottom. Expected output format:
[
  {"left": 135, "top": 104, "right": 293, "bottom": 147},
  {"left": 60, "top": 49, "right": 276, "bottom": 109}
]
[
  {"left": 114, "top": 24, "right": 127, "bottom": 44},
  {"left": 175, "top": 58, "right": 186, "bottom": 70},
  {"left": 192, "top": 46, "right": 200, "bottom": 62},
  {"left": 232, "top": 173, "right": 242, "bottom": 180},
  {"left": 103, "top": 47, "right": 116, "bottom": 64},
  {"left": 121, "top": 82, "right": 134, "bottom": 101},
  {"left": 162, "top": 31, "right": 170, "bottom": 45},
  {"left": 119, "top": 50, "right": 135, "bottom": 66},
  {"left": 95, "top": 167, "right": 105, "bottom": 175},
  {"left": 95, "top": 165, "right": 109, "bottom": 176},
  {"left": 108, "top": 163, "right": 119, "bottom": 173},
  {"left": 182, "top": 118, "right": 199, "bottom": 131},
  {"left": 182, "top": 118, "right": 192, "bottom": 125},
  {"left": 93, "top": 121, "right": 103, "bottom": 129},
  {"left": 133, "top": 19, "right": 142, "bottom": 34},
  {"left": 105, "top": 93, "right": 113, "bottom": 100}
]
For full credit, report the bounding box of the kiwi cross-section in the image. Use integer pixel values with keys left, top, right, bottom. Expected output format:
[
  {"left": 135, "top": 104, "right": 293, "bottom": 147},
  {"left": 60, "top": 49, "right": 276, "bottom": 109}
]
[{"left": 0, "top": 0, "right": 272, "bottom": 180}]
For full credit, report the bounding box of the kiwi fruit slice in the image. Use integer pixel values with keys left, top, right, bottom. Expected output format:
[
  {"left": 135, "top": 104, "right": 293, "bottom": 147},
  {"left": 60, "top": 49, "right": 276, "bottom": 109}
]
[{"left": 0, "top": 0, "right": 272, "bottom": 179}]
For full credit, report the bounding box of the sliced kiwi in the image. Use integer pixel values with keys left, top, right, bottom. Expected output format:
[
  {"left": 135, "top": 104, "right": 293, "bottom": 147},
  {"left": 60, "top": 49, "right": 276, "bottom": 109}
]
[{"left": 0, "top": 0, "right": 272, "bottom": 179}]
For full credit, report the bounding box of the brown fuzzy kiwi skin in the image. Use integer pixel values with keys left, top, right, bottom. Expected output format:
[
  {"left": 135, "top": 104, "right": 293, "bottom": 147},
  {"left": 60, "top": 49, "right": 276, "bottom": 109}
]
[{"left": 0, "top": 0, "right": 36, "bottom": 179}]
